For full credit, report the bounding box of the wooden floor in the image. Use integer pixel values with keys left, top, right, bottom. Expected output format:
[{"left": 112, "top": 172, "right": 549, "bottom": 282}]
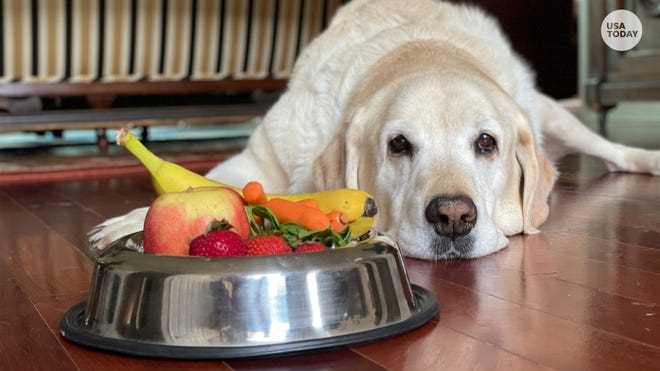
[{"left": 0, "top": 154, "right": 659, "bottom": 371}]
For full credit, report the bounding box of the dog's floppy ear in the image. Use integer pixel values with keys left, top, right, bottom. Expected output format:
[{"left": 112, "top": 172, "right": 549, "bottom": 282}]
[
  {"left": 313, "top": 121, "right": 361, "bottom": 190},
  {"left": 496, "top": 114, "right": 556, "bottom": 235},
  {"left": 515, "top": 126, "right": 542, "bottom": 234},
  {"left": 529, "top": 150, "right": 557, "bottom": 228}
]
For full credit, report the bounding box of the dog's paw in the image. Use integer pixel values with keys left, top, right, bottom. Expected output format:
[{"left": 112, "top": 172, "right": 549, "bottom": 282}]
[
  {"left": 608, "top": 148, "right": 660, "bottom": 176},
  {"left": 652, "top": 152, "right": 660, "bottom": 176},
  {"left": 634, "top": 149, "right": 660, "bottom": 176},
  {"left": 88, "top": 207, "right": 149, "bottom": 252}
]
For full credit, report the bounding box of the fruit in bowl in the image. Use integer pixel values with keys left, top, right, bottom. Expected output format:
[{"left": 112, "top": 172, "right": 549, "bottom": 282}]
[
  {"left": 117, "top": 128, "right": 377, "bottom": 236},
  {"left": 116, "top": 128, "right": 378, "bottom": 258},
  {"left": 143, "top": 180, "right": 355, "bottom": 257},
  {"left": 189, "top": 227, "right": 248, "bottom": 257},
  {"left": 143, "top": 187, "right": 249, "bottom": 256}
]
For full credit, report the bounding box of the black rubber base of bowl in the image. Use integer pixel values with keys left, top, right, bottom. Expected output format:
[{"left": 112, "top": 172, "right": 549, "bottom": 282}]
[{"left": 59, "top": 285, "right": 439, "bottom": 360}]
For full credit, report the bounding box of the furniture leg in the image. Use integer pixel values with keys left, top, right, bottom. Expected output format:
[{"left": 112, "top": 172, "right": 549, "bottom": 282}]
[
  {"left": 140, "top": 126, "right": 149, "bottom": 142},
  {"left": 96, "top": 128, "right": 109, "bottom": 150},
  {"left": 596, "top": 105, "right": 615, "bottom": 137}
]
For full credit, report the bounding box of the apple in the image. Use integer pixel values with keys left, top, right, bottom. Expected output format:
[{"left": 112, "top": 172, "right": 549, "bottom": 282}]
[{"left": 143, "top": 187, "right": 249, "bottom": 256}]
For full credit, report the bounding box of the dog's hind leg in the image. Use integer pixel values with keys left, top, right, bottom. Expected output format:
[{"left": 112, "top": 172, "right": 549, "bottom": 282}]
[{"left": 537, "top": 93, "right": 660, "bottom": 175}]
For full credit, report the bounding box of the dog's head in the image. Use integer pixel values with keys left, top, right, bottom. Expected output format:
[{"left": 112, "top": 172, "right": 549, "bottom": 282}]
[{"left": 313, "top": 47, "right": 555, "bottom": 259}]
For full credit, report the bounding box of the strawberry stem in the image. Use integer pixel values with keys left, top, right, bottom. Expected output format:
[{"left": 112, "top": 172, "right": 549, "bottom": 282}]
[{"left": 205, "top": 219, "right": 233, "bottom": 234}]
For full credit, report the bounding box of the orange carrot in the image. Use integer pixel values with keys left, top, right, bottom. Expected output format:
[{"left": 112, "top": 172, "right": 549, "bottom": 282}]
[
  {"left": 265, "top": 198, "right": 330, "bottom": 231},
  {"left": 242, "top": 181, "right": 267, "bottom": 204},
  {"left": 327, "top": 211, "right": 348, "bottom": 232},
  {"left": 297, "top": 199, "right": 319, "bottom": 209}
]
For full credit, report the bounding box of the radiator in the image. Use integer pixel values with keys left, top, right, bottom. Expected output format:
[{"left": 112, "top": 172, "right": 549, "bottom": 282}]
[{"left": 0, "top": 0, "right": 346, "bottom": 84}]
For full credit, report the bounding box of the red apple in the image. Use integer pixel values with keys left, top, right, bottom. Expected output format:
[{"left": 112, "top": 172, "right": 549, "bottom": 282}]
[{"left": 143, "top": 187, "right": 249, "bottom": 256}]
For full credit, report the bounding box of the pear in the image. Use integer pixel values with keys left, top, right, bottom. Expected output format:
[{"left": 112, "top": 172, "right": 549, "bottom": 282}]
[{"left": 143, "top": 187, "right": 249, "bottom": 256}]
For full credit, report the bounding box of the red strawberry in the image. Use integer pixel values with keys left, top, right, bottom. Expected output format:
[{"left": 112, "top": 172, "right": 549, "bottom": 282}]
[
  {"left": 246, "top": 235, "right": 292, "bottom": 256},
  {"left": 296, "top": 242, "right": 326, "bottom": 254},
  {"left": 189, "top": 230, "right": 247, "bottom": 257}
]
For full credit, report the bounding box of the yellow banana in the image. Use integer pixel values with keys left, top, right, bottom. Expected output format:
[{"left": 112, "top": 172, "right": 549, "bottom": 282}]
[
  {"left": 346, "top": 217, "right": 374, "bottom": 238},
  {"left": 117, "top": 129, "right": 377, "bottom": 227}
]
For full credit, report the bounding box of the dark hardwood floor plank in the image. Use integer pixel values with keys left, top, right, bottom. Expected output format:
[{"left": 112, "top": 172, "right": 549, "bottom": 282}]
[
  {"left": 542, "top": 221, "right": 660, "bottom": 250},
  {"left": 0, "top": 191, "right": 93, "bottom": 300},
  {"left": 227, "top": 349, "right": 388, "bottom": 371},
  {"left": 34, "top": 295, "right": 233, "bottom": 371},
  {"left": 353, "top": 321, "right": 554, "bottom": 371},
  {"left": 407, "top": 269, "right": 660, "bottom": 371},
  {"left": 553, "top": 188, "right": 660, "bottom": 217},
  {"left": 2, "top": 184, "right": 109, "bottom": 257},
  {"left": 555, "top": 171, "right": 660, "bottom": 205},
  {"left": 543, "top": 185, "right": 660, "bottom": 249},
  {"left": 477, "top": 236, "right": 660, "bottom": 303},
  {"left": 406, "top": 249, "right": 660, "bottom": 347},
  {"left": 0, "top": 265, "right": 79, "bottom": 371},
  {"left": 549, "top": 192, "right": 660, "bottom": 230},
  {"left": 47, "top": 177, "right": 157, "bottom": 219},
  {"left": 555, "top": 153, "right": 660, "bottom": 179},
  {"left": 554, "top": 185, "right": 660, "bottom": 213},
  {"left": 535, "top": 231, "right": 660, "bottom": 274},
  {"left": 518, "top": 237, "right": 658, "bottom": 302}
]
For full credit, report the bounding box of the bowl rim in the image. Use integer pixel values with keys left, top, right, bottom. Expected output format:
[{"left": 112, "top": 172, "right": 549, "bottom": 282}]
[{"left": 60, "top": 284, "right": 439, "bottom": 359}]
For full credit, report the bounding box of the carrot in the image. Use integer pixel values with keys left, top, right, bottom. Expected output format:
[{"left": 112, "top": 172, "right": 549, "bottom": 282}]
[
  {"left": 327, "top": 211, "right": 348, "bottom": 232},
  {"left": 242, "top": 181, "right": 267, "bottom": 204},
  {"left": 297, "top": 199, "right": 319, "bottom": 209},
  {"left": 265, "top": 198, "right": 330, "bottom": 231}
]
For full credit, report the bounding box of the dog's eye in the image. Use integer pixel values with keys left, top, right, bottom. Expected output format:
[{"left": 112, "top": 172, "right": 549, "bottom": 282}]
[
  {"left": 388, "top": 134, "right": 413, "bottom": 156},
  {"left": 475, "top": 133, "right": 497, "bottom": 155}
]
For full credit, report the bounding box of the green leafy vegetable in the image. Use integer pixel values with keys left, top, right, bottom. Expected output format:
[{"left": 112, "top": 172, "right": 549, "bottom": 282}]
[{"left": 245, "top": 205, "right": 353, "bottom": 249}]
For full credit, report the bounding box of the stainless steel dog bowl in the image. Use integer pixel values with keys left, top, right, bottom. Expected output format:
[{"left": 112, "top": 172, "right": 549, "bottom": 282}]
[{"left": 60, "top": 233, "right": 438, "bottom": 359}]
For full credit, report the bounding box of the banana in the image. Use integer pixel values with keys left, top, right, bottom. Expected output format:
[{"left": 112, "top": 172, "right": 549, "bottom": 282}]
[
  {"left": 118, "top": 129, "right": 229, "bottom": 194},
  {"left": 346, "top": 217, "right": 374, "bottom": 238},
  {"left": 117, "top": 128, "right": 377, "bottom": 225}
]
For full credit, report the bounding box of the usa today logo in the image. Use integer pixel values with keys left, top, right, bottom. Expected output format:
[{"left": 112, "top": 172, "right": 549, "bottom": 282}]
[{"left": 601, "top": 10, "right": 643, "bottom": 51}]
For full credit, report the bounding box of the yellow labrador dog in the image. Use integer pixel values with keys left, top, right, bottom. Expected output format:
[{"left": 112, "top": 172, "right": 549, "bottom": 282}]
[{"left": 91, "top": 0, "right": 660, "bottom": 260}]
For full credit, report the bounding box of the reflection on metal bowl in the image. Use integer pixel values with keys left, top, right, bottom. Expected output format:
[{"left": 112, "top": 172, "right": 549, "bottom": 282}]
[{"left": 60, "top": 233, "right": 438, "bottom": 359}]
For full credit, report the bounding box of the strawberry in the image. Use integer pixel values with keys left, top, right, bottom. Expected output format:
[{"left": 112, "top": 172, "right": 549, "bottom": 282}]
[
  {"left": 189, "top": 230, "right": 247, "bottom": 257},
  {"left": 296, "top": 242, "right": 326, "bottom": 254},
  {"left": 246, "top": 235, "right": 292, "bottom": 256}
]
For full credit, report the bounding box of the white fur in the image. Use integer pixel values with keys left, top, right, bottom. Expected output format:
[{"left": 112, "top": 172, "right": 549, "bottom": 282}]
[
  {"left": 90, "top": 0, "right": 660, "bottom": 258},
  {"left": 212, "top": 0, "right": 542, "bottom": 191}
]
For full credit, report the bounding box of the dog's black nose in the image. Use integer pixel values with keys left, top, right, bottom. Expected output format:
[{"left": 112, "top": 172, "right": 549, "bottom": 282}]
[{"left": 425, "top": 195, "right": 477, "bottom": 238}]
